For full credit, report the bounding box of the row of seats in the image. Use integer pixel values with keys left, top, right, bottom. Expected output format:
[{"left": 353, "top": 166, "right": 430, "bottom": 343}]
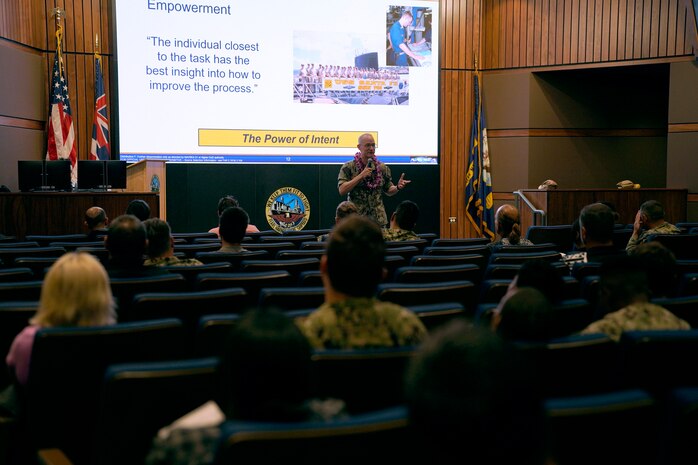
[{"left": 13, "top": 324, "right": 698, "bottom": 465}]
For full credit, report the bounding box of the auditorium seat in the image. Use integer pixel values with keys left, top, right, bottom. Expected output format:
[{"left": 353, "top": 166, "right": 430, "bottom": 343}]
[
  {"left": 383, "top": 255, "right": 407, "bottom": 282},
  {"left": 0, "top": 246, "right": 65, "bottom": 266},
  {"left": 652, "top": 295, "right": 698, "bottom": 327},
  {"left": 431, "top": 237, "right": 490, "bottom": 247},
  {"left": 162, "top": 261, "right": 233, "bottom": 287},
  {"left": 392, "top": 264, "right": 480, "bottom": 284},
  {"left": 299, "top": 241, "right": 327, "bottom": 250},
  {"left": 173, "top": 242, "right": 221, "bottom": 258},
  {"left": 570, "top": 261, "right": 602, "bottom": 280},
  {"left": 95, "top": 357, "right": 219, "bottom": 465},
  {"left": 311, "top": 347, "right": 415, "bottom": 414},
  {"left": 171, "top": 231, "right": 218, "bottom": 243},
  {"left": 49, "top": 241, "right": 105, "bottom": 251},
  {"left": 0, "top": 241, "right": 39, "bottom": 248},
  {"left": 242, "top": 242, "right": 296, "bottom": 254},
  {"left": 545, "top": 389, "right": 658, "bottom": 465},
  {"left": 0, "top": 267, "right": 34, "bottom": 282},
  {"left": 12, "top": 257, "right": 59, "bottom": 279},
  {"left": 385, "top": 238, "right": 429, "bottom": 252},
  {"left": 240, "top": 258, "right": 320, "bottom": 280},
  {"left": 417, "top": 232, "right": 438, "bottom": 245},
  {"left": 110, "top": 274, "right": 187, "bottom": 320},
  {"left": 0, "top": 280, "right": 43, "bottom": 302},
  {"left": 478, "top": 279, "right": 511, "bottom": 304},
  {"left": 298, "top": 270, "right": 323, "bottom": 287},
  {"left": 384, "top": 245, "right": 421, "bottom": 262},
  {"left": 423, "top": 244, "right": 490, "bottom": 258},
  {"left": 496, "top": 243, "right": 560, "bottom": 254},
  {"left": 23, "top": 319, "right": 188, "bottom": 465},
  {"left": 677, "top": 273, "right": 698, "bottom": 297},
  {"left": 25, "top": 234, "right": 89, "bottom": 247},
  {"left": 258, "top": 286, "right": 325, "bottom": 311},
  {"left": 215, "top": 406, "right": 410, "bottom": 465},
  {"left": 283, "top": 229, "right": 331, "bottom": 238},
  {"left": 612, "top": 228, "right": 633, "bottom": 250},
  {"left": 260, "top": 234, "right": 316, "bottom": 248},
  {"left": 376, "top": 280, "right": 477, "bottom": 314},
  {"left": 276, "top": 249, "right": 326, "bottom": 260},
  {"left": 488, "top": 251, "right": 563, "bottom": 265},
  {"left": 407, "top": 302, "right": 467, "bottom": 331},
  {"left": 196, "top": 271, "right": 294, "bottom": 307},
  {"left": 75, "top": 246, "right": 110, "bottom": 265},
  {"left": 525, "top": 225, "right": 573, "bottom": 253},
  {"left": 649, "top": 234, "right": 698, "bottom": 260},
  {"left": 195, "top": 250, "right": 269, "bottom": 270},
  {"left": 411, "top": 253, "right": 487, "bottom": 271},
  {"left": 195, "top": 313, "right": 242, "bottom": 357}
]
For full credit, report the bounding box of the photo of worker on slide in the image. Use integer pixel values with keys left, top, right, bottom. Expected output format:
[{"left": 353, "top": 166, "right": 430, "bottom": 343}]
[{"left": 386, "top": 5, "right": 433, "bottom": 67}]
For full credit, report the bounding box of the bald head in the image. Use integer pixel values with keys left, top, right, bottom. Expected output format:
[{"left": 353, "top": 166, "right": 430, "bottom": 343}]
[
  {"left": 357, "top": 133, "right": 376, "bottom": 160},
  {"left": 85, "top": 206, "right": 107, "bottom": 230}
]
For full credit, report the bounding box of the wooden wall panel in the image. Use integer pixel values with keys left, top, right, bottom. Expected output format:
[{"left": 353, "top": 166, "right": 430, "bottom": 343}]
[{"left": 482, "top": 0, "right": 694, "bottom": 70}]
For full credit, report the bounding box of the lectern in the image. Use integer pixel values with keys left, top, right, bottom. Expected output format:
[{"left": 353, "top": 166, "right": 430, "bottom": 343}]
[{"left": 126, "top": 160, "right": 167, "bottom": 219}]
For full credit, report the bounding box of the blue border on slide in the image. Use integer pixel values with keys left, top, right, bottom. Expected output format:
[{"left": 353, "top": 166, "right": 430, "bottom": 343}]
[{"left": 119, "top": 154, "right": 438, "bottom": 164}]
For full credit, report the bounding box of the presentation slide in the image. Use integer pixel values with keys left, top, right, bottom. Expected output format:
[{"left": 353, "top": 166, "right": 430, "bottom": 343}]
[{"left": 113, "top": 0, "right": 439, "bottom": 164}]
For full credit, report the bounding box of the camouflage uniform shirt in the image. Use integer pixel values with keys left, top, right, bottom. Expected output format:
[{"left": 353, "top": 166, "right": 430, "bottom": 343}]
[
  {"left": 338, "top": 160, "right": 393, "bottom": 227},
  {"left": 382, "top": 228, "right": 420, "bottom": 242},
  {"left": 626, "top": 222, "right": 681, "bottom": 253},
  {"left": 143, "top": 256, "right": 204, "bottom": 267},
  {"left": 298, "top": 297, "right": 427, "bottom": 349},
  {"left": 580, "top": 302, "right": 690, "bottom": 342}
]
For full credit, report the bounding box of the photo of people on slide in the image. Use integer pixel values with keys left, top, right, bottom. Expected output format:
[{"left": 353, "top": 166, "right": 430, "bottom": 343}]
[
  {"left": 293, "top": 31, "right": 409, "bottom": 105},
  {"left": 386, "top": 5, "right": 433, "bottom": 67}
]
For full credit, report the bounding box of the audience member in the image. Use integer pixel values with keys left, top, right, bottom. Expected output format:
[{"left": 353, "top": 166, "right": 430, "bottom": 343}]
[
  {"left": 209, "top": 195, "right": 260, "bottom": 237},
  {"left": 491, "top": 287, "right": 556, "bottom": 342},
  {"left": 578, "top": 202, "right": 625, "bottom": 263},
  {"left": 298, "top": 215, "right": 427, "bottom": 349},
  {"left": 404, "top": 320, "right": 547, "bottom": 465},
  {"left": 488, "top": 205, "right": 533, "bottom": 250},
  {"left": 125, "top": 199, "right": 151, "bottom": 221},
  {"left": 84, "top": 206, "right": 108, "bottom": 240},
  {"left": 145, "top": 308, "right": 345, "bottom": 465},
  {"left": 217, "top": 207, "right": 249, "bottom": 253},
  {"left": 510, "top": 259, "right": 565, "bottom": 304},
  {"left": 626, "top": 200, "right": 681, "bottom": 253},
  {"left": 6, "top": 252, "right": 116, "bottom": 386},
  {"left": 597, "top": 200, "right": 623, "bottom": 225},
  {"left": 105, "top": 214, "right": 169, "bottom": 277},
  {"left": 579, "top": 255, "right": 689, "bottom": 341},
  {"left": 143, "top": 218, "right": 203, "bottom": 266},
  {"left": 317, "top": 200, "right": 358, "bottom": 242},
  {"left": 382, "top": 200, "right": 420, "bottom": 242},
  {"left": 630, "top": 241, "right": 679, "bottom": 298}
]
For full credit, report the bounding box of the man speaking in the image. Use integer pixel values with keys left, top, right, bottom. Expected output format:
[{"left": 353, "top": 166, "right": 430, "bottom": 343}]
[{"left": 337, "top": 133, "right": 411, "bottom": 228}]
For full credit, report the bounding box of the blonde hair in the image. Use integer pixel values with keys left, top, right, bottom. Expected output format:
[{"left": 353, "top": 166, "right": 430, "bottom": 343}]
[{"left": 31, "top": 252, "right": 116, "bottom": 327}]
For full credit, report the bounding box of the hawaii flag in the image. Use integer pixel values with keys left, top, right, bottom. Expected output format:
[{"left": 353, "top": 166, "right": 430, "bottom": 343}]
[
  {"left": 46, "top": 25, "right": 77, "bottom": 185},
  {"left": 464, "top": 71, "right": 495, "bottom": 239},
  {"left": 90, "top": 52, "right": 110, "bottom": 160}
]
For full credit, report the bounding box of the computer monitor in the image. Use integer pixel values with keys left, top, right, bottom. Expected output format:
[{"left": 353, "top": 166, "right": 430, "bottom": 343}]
[
  {"left": 45, "top": 160, "right": 72, "bottom": 192},
  {"left": 17, "top": 161, "right": 45, "bottom": 192},
  {"left": 77, "top": 160, "right": 106, "bottom": 190},
  {"left": 105, "top": 160, "right": 127, "bottom": 189}
]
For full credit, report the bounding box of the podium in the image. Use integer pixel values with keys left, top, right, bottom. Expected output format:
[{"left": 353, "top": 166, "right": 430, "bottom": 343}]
[
  {"left": 515, "top": 188, "right": 688, "bottom": 232},
  {"left": 126, "top": 160, "right": 167, "bottom": 220}
]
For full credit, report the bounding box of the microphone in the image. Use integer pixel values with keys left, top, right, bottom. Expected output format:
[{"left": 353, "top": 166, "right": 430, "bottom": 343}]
[{"left": 367, "top": 159, "right": 375, "bottom": 170}]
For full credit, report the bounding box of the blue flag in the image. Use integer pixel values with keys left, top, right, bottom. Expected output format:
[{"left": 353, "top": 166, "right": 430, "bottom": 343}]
[
  {"left": 90, "top": 53, "right": 110, "bottom": 160},
  {"left": 464, "top": 72, "right": 494, "bottom": 239}
]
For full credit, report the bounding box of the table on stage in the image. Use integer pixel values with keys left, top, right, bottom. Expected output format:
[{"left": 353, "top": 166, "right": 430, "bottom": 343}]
[{"left": 0, "top": 192, "right": 160, "bottom": 240}]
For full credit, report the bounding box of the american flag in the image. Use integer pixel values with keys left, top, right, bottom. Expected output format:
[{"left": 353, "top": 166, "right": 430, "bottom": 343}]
[
  {"left": 46, "top": 26, "right": 77, "bottom": 186},
  {"left": 90, "top": 53, "right": 110, "bottom": 160}
]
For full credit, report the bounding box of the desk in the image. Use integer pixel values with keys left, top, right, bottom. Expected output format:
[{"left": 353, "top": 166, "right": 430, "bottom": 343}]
[{"left": 0, "top": 192, "right": 159, "bottom": 240}]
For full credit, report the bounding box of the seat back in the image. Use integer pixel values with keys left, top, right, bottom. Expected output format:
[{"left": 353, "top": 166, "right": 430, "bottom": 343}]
[
  {"left": 12, "top": 257, "right": 58, "bottom": 279},
  {"left": 0, "top": 246, "right": 66, "bottom": 265},
  {"left": 431, "top": 237, "right": 490, "bottom": 247},
  {"left": 407, "top": 302, "right": 467, "bottom": 332},
  {"left": 385, "top": 239, "right": 429, "bottom": 252},
  {"left": 276, "top": 249, "right": 326, "bottom": 260},
  {"left": 197, "top": 271, "right": 294, "bottom": 306},
  {"left": 525, "top": 225, "right": 573, "bottom": 252},
  {"left": 215, "top": 406, "right": 410, "bottom": 465},
  {"left": 161, "top": 262, "right": 233, "bottom": 287},
  {"left": 376, "top": 280, "right": 477, "bottom": 315},
  {"left": 545, "top": 389, "right": 658, "bottom": 465},
  {"left": 411, "top": 253, "right": 487, "bottom": 270},
  {"left": 195, "top": 250, "right": 270, "bottom": 269},
  {"left": 311, "top": 348, "right": 415, "bottom": 414},
  {"left": 0, "top": 280, "right": 43, "bottom": 301},
  {"left": 242, "top": 242, "right": 296, "bottom": 254},
  {"left": 24, "top": 319, "right": 188, "bottom": 465},
  {"left": 110, "top": 274, "right": 187, "bottom": 320},
  {"left": 489, "top": 251, "right": 563, "bottom": 265},
  {"left": 258, "top": 286, "right": 325, "bottom": 311},
  {"left": 195, "top": 313, "right": 242, "bottom": 357},
  {"left": 392, "top": 264, "right": 480, "bottom": 284},
  {"left": 96, "top": 358, "right": 219, "bottom": 465},
  {"left": 652, "top": 296, "right": 698, "bottom": 327},
  {"left": 171, "top": 231, "right": 219, "bottom": 243},
  {"left": 649, "top": 234, "right": 698, "bottom": 260},
  {"left": 496, "top": 243, "right": 560, "bottom": 254},
  {"left": 240, "top": 258, "right": 320, "bottom": 280},
  {"left": 25, "top": 234, "right": 89, "bottom": 247},
  {"left": 174, "top": 242, "right": 222, "bottom": 258},
  {"left": 0, "top": 267, "right": 34, "bottom": 282}
]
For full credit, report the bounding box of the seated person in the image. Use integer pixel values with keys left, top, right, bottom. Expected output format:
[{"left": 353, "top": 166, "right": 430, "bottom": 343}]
[
  {"left": 577, "top": 202, "right": 626, "bottom": 263},
  {"left": 317, "top": 200, "right": 358, "bottom": 242},
  {"left": 145, "top": 308, "right": 345, "bottom": 465},
  {"left": 125, "top": 199, "right": 151, "bottom": 221},
  {"left": 209, "top": 195, "right": 260, "bottom": 237},
  {"left": 405, "top": 320, "right": 547, "bottom": 465},
  {"left": 143, "top": 218, "right": 203, "bottom": 266},
  {"left": 217, "top": 207, "right": 249, "bottom": 253},
  {"left": 105, "top": 215, "right": 170, "bottom": 277},
  {"left": 84, "top": 206, "right": 109, "bottom": 241},
  {"left": 579, "top": 255, "right": 689, "bottom": 341},
  {"left": 382, "top": 200, "right": 420, "bottom": 242},
  {"left": 6, "top": 252, "right": 116, "bottom": 385},
  {"left": 626, "top": 200, "right": 681, "bottom": 253},
  {"left": 488, "top": 205, "right": 533, "bottom": 250},
  {"left": 631, "top": 241, "right": 679, "bottom": 299},
  {"left": 491, "top": 287, "right": 556, "bottom": 342},
  {"left": 297, "top": 215, "right": 427, "bottom": 349}
]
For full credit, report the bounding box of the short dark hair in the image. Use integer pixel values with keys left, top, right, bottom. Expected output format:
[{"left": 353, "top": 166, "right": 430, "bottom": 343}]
[
  {"left": 394, "top": 200, "right": 420, "bottom": 230},
  {"left": 598, "top": 255, "right": 650, "bottom": 315},
  {"left": 631, "top": 241, "right": 677, "bottom": 298},
  {"left": 143, "top": 218, "right": 172, "bottom": 258},
  {"left": 496, "top": 287, "right": 555, "bottom": 341},
  {"left": 640, "top": 200, "right": 665, "bottom": 222},
  {"left": 219, "top": 207, "right": 249, "bottom": 244},
  {"left": 579, "top": 203, "right": 614, "bottom": 243},
  {"left": 85, "top": 207, "right": 106, "bottom": 229},
  {"left": 125, "top": 199, "right": 151, "bottom": 221},
  {"left": 217, "top": 308, "right": 313, "bottom": 421},
  {"left": 217, "top": 195, "right": 240, "bottom": 216},
  {"left": 405, "top": 321, "right": 546, "bottom": 465},
  {"left": 106, "top": 215, "right": 147, "bottom": 265},
  {"left": 326, "top": 215, "right": 385, "bottom": 297}
]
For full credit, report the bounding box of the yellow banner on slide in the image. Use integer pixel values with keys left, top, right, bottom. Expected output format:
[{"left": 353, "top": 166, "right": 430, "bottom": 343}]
[{"left": 198, "top": 129, "right": 377, "bottom": 148}]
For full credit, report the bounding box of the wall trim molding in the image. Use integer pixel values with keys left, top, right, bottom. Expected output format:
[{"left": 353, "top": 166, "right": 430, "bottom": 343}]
[
  {"left": 668, "top": 123, "right": 698, "bottom": 133},
  {"left": 488, "top": 128, "right": 666, "bottom": 138},
  {"left": 0, "top": 115, "right": 44, "bottom": 131}
]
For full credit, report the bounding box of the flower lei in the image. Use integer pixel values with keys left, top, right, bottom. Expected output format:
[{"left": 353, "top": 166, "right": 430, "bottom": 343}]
[{"left": 354, "top": 152, "right": 383, "bottom": 190}]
